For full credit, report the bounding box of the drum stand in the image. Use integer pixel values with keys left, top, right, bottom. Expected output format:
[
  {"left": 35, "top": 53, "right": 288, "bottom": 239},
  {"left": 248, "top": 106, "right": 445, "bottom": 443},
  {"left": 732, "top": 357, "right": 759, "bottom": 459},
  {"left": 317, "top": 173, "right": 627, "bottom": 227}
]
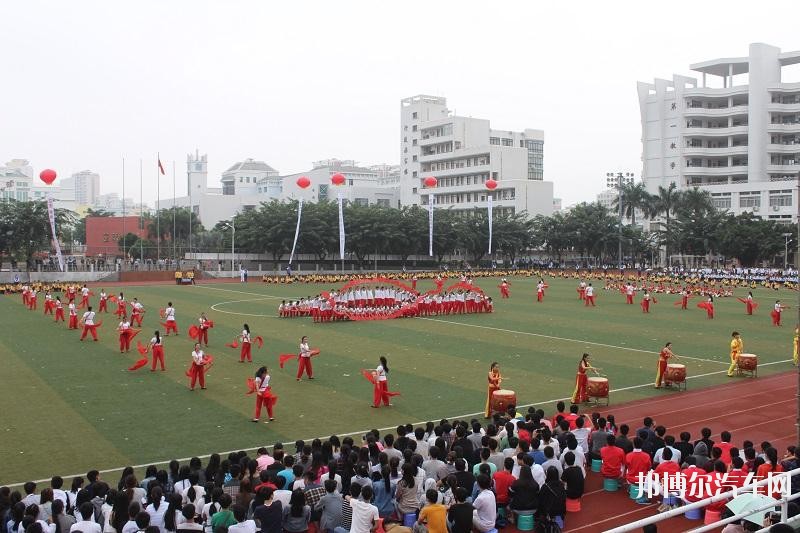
[
  {"left": 587, "top": 394, "right": 609, "bottom": 407},
  {"left": 665, "top": 380, "right": 687, "bottom": 391}
]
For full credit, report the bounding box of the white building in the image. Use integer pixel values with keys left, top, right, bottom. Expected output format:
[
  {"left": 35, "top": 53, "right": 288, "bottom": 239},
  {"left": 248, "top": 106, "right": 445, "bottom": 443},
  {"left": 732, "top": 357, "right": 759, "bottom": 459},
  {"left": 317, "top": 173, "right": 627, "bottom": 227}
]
[
  {"left": 223, "top": 158, "right": 280, "bottom": 196},
  {"left": 639, "top": 42, "right": 800, "bottom": 224},
  {"left": 93, "top": 193, "right": 147, "bottom": 216},
  {"left": 69, "top": 170, "right": 100, "bottom": 206},
  {"left": 163, "top": 151, "right": 264, "bottom": 228},
  {"left": 399, "top": 95, "right": 553, "bottom": 217},
  {"left": 282, "top": 159, "right": 400, "bottom": 207}
]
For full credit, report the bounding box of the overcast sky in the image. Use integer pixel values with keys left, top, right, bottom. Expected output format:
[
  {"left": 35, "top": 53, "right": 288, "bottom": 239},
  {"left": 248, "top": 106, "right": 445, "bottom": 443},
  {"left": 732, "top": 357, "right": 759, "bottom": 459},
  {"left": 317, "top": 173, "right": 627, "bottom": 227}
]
[{"left": 1, "top": 1, "right": 798, "bottom": 207}]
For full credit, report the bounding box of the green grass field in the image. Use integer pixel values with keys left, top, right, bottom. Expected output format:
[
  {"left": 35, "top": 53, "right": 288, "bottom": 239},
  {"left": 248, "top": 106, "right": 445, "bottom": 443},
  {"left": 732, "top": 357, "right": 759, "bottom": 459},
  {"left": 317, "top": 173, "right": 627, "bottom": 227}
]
[{"left": 0, "top": 276, "right": 795, "bottom": 485}]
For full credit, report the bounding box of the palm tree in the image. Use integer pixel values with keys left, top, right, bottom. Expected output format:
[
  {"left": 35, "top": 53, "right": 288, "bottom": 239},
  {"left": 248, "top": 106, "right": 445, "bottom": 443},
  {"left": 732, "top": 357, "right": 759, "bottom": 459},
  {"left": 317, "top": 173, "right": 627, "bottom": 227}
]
[
  {"left": 613, "top": 182, "right": 651, "bottom": 227},
  {"left": 650, "top": 183, "right": 682, "bottom": 264}
]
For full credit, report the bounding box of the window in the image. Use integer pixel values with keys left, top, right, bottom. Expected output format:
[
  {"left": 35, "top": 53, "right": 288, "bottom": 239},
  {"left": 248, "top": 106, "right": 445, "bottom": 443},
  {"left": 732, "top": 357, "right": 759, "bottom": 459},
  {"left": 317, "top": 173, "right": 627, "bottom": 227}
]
[
  {"left": 502, "top": 138, "right": 513, "bottom": 146},
  {"left": 412, "top": 187, "right": 418, "bottom": 194},
  {"left": 412, "top": 171, "right": 418, "bottom": 178},
  {"left": 376, "top": 199, "right": 390, "bottom": 207},
  {"left": 354, "top": 198, "right": 368, "bottom": 206},
  {"left": 739, "top": 192, "right": 761, "bottom": 208},
  {"left": 412, "top": 155, "right": 418, "bottom": 162},
  {"left": 769, "top": 193, "right": 792, "bottom": 207},
  {"left": 489, "top": 137, "right": 500, "bottom": 145},
  {"left": 319, "top": 184, "right": 329, "bottom": 202},
  {"left": 412, "top": 125, "right": 417, "bottom": 132},
  {"left": 412, "top": 112, "right": 418, "bottom": 119},
  {"left": 412, "top": 139, "right": 417, "bottom": 146},
  {"left": 711, "top": 193, "right": 731, "bottom": 209}
]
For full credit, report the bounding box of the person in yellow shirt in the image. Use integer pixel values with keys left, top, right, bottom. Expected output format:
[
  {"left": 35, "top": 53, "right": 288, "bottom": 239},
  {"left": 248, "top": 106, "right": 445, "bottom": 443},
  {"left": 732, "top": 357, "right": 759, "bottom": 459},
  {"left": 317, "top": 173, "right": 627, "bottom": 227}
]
[
  {"left": 727, "top": 331, "right": 743, "bottom": 377},
  {"left": 417, "top": 489, "right": 447, "bottom": 533},
  {"left": 794, "top": 327, "right": 799, "bottom": 366}
]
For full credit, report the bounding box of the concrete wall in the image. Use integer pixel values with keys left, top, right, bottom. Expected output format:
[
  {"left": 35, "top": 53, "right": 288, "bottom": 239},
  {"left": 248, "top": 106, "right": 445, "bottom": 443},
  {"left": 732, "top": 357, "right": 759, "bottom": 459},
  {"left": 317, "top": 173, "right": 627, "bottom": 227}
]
[{"left": 0, "top": 271, "right": 115, "bottom": 283}]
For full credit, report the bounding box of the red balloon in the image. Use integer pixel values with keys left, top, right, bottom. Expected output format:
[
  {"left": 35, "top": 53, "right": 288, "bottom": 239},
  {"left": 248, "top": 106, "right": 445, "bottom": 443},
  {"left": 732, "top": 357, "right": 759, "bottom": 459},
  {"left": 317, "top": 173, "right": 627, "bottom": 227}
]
[
  {"left": 485, "top": 179, "right": 498, "bottom": 190},
  {"left": 423, "top": 176, "right": 438, "bottom": 188},
  {"left": 296, "top": 176, "right": 311, "bottom": 189},
  {"left": 39, "top": 169, "right": 57, "bottom": 185},
  {"left": 331, "top": 173, "right": 345, "bottom": 186}
]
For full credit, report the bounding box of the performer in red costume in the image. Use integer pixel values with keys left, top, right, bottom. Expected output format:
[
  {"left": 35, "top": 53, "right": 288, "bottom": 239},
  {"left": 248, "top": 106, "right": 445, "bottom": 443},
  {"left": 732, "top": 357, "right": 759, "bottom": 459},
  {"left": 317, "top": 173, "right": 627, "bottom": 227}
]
[
  {"left": 371, "top": 356, "right": 393, "bottom": 408},
  {"left": 54, "top": 297, "right": 65, "bottom": 322},
  {"left": 118, "top": 318, "right": 133, "bottom": 353},
  {"left": 499, "top": 278, "right": 510, "bottom": 298},
  {"left": 297, "top": 335, "right": 314, "bottom": 381},
  {"left": 239, "top": 324, "right": 252, "bottom": 363},
  {"left": 98, "top": 290, "right": 108, "bottom": 313},
  {"left": 68, "top": 301, "right": 78, "bottom": 329},
  {"left": 79, "top": 306, "right": 99, "bottom": 341},
  {"left": 571, "top": 353, "right": 597, "bottom": 404},
  {"left": 484, "top": 362, "right": 502, "bottom": 418},
  {"left": 251, "top": 366, "right": 276, "bottom": 422},
  {"left": 198, "top": 312, "right": 211, "bottom": 346},
  {"left": 188, "top": 343, "right": 208, "bottom": 390},
  {"left": 654, "top": 342, "right": 674, "bottom": 388},
  {"left": 148, "top": 330, "right": 165, "bottom": 371}
]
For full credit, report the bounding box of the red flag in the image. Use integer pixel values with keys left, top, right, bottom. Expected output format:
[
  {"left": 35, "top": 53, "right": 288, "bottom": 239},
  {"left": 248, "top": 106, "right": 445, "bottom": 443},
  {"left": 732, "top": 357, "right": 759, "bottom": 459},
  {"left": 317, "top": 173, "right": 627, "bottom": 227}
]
[
  {"left": 279, "top": 354, "right": 298, "bottom": 368},
  {"left": 188, "top": 325, "right": 200, "bottom": 339},
  {"left": 158, "top": 158, "right": 165, "bottom": 175},
  {"left": 245, "top": 377, "right": 257, "bottom": 395},
  {"left": 136, "top": 340, "right": 149, "bottom": 355},
  {"left": 225, "top": 339, "right": 239, "bottom": 349},
  {"left": 128, "top": 357, "right": 149, "bottom": 371},
  {"left": 255, "top": 336, "right": 264, "bottom": 349}
]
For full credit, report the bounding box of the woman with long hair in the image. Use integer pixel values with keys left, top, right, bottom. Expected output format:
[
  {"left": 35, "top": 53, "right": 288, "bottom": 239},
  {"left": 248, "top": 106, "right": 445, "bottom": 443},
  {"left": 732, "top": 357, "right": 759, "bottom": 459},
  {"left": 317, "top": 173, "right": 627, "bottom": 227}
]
[
  {"left": 394, "top": 463, "right": 418, "bottom": 517},
  {"left": 252, "top": 366, "right": 277, "bottom": 423},
  {"left": 571, "top": 353, "right": 596, "bottom": 404},
  {"left": 163, "top": 492, "right": 184, "bottom": 533},
  {"left": 239, "top": 324, "right": 252, "bottom": 363},
  {"left": 757, "top": 447, "right": 785, "bottom": 499},
  {"left": 508, "top": 466, "right": 539, "bottom": 515},
  {"left": 371, "top": 468, "right": 396, "bottom": 518},
  {"left": 149, "top": 331, "right": 165, "bottom": 372},
  {"left": 117, "top": 468, "right": 134, "bottom": 492},
  {"left": 536, "top": 466, "right": 566, "bottom": 528},
  {"left": 485, "top": 362, "right": 502, "bottom": 418},
  {"left": 297, "top": 336, "right": 313, "bottom": 381},
  {"left": 204, "top": 455, "right": 220, "bottom": 488},
  {"left": 371, "top": 356, "right": 392, "bottom": 408},
  {"left": 189, "top": 343, "right": 208, "bottom": 391},
  {"left": 145, "top": 486, "right": 167, "bottom": 532},
  {"left": 109, "top": 491, "right": 131, "bottom": 533},
  {"left": 51, "top": 500, "right": 75, "bottom": 533},
  {"left": 281, "top": 490, "right": 310, "bottom": 533}
]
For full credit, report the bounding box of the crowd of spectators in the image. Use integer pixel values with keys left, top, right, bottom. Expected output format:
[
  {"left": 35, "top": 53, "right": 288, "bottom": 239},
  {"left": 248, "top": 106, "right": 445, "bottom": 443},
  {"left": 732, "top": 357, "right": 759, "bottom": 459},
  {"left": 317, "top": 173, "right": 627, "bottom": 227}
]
[{"left": 1, "top": 402, "right": 797, "bottom": 533}]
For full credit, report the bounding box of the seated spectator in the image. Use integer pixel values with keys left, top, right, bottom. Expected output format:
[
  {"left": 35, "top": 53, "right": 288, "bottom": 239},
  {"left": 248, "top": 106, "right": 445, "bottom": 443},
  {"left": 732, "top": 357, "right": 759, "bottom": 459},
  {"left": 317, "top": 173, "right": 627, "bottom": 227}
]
[
  {"left": 691, "top": 442, "right": 711, "bottom": 470},
  {"left": 344, "top": 485, "right": 378, "bottom": 533},
  {"left": 625, "top": 437, "right": 652, "bottom": 485},
  {"left": 447, "top": 488, "right": 473, "bottom": 533},
  {"left": 716, "top": 431, "right": 734, "bottom": 465},
  {"left": 470, "top": 475, "right": 495, "bottom": 533},
  {"left": 675, "top": 432, "right": 694, "bottom": 462},
  {"left": 536, "top": 467, "right": 565, "bottom": 527},
  {"left": 541, "top": 447, "right": 562, "bottom": 476},
  {"left": 71, "top": 502, "right": 102, "bottom": 533},
  {"left": 178, "top": 504, "right": 204, "bottom": 533},
  {"left": 561, "top": 452, "right": 584, "bottom": 501},
  {"left": 492, "top": 458, "right": 515, "bottom": 508},
  {"left": 281, "top": 490, "right": 310, "bottom": 533},
  {"left": 370, "top": 469, "right": 395, "bottom": 519},
  {"left": 600, "top": 435, "right": 625, "bottom": 480},
  {"left": 572, "top": 416, "right": 590, "bottom": 454},
  {"left": 508, "top": 466, "right": 539, "bottom": 515},
  {"left": 416, "top": 489, "right": 446, "bottom": 533},
  {"left": 253, "top": 488, "right": 282, "bottom": 533}
]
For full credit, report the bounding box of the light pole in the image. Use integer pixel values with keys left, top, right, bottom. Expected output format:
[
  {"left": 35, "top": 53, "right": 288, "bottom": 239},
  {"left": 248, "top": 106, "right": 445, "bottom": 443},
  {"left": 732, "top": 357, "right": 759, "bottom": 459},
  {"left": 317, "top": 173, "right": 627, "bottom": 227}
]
[
  {"left": 784, "top": 232, "right": 793, "bottom": 271},
  {"left": 222, "top": 218, "right": 235, "bottom": 278},
  {"left": 606, "top": 172, "right": 634, "bottom": 269}
]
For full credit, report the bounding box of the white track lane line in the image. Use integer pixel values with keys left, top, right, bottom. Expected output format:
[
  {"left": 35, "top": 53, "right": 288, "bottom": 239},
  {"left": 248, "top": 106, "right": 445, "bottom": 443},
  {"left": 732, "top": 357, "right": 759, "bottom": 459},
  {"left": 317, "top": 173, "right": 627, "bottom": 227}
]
[
  {"left": 6, "top": 359, "right": 791, "bottom": 488},
  {"left": 418, "top": 317, "right": 733, "bottom": 366}
]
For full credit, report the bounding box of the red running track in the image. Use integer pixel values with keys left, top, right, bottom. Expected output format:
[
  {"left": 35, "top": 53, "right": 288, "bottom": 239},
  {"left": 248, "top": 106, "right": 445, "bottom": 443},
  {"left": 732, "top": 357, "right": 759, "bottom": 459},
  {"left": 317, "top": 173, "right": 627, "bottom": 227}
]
[{"left": 561, "top": 370, "right": 797, "bottom": 532}]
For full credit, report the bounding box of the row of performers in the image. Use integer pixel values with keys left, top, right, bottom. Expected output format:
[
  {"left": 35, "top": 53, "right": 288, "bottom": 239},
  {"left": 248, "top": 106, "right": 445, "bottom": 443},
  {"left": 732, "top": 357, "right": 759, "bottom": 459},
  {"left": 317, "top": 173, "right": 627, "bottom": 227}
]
[
  {"left": 278, "top": 293, "right": 494, "bottom": 320},
  {"left": 602, "top": 281, "right": 734, "bottom": 298}
]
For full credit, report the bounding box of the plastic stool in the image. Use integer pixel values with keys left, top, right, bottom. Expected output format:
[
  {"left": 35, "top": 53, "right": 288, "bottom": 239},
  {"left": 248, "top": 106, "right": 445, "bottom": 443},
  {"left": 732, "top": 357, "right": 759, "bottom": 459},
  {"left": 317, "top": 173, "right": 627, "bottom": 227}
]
[
  {"left": 629, "top": 483, "right": 641, "bottom": 499},
  {"left": 565, "top": 498, "right": 581, "bottom": 512},
  {"left": 663, "top": 495, "right": 679, "bottom": 507},
  {"left": 603, "top": 478, "right": 619, "bottom": 491},
  {"left": 516, "top": 511, "right": 535, "bottom": 532},
  {"left": 554, "top": 516, "right": 564, "bottom": 529},
  {"left": 704, "top": 509, "right": 722, "bottom": 525},
  {"left": 403, "top": 513, "right": 416, "bottom": 527},
  {"left": 591, "top": 459, "right": 601, "bottom": 472},
  {"left": 685, "top": 507, "right": 703, "bottom": 520}
]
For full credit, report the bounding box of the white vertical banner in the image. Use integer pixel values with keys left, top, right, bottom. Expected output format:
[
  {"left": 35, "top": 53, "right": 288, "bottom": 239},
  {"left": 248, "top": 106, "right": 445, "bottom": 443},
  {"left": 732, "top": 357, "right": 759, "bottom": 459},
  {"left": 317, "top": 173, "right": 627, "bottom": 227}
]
[
  {"left": 337, "top": 192, "right": 345, "bottom": 260},
  {"left": 47, "top": 197, "right": 65, "bottom": 272},
  {"left": 288, "top": 198, "right": 303, "bottom": 265},
  {"left": 487, "top": 194, "right": 493, "bottom": 255},
  {"left": 428, "top": 200, "right": 434, "bottom": 257}
]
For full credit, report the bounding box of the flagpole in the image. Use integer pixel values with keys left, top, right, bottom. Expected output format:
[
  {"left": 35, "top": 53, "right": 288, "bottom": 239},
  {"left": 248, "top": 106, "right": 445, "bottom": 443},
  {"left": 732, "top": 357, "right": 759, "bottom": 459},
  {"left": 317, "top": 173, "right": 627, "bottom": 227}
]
[
  {"left": 156, "top": 152, "right": 161, "bottom": 266},
  {"left": 172, "top": 160, "right": 176, "bottom": 266},
  {"left": 121, "top": 157, "right": 126, "bottom": 262},
  {"left": 188, "top": 157, "right": 192, "bottom": 259},
  {"left": 139, "top": 159, "right": 144, "bottom": 262}
]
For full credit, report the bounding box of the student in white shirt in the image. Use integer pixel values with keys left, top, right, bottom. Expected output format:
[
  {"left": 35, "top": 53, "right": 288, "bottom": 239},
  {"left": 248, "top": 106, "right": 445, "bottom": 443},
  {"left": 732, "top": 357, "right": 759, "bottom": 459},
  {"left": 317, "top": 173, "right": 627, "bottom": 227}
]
[
  {"left": 177, "top": 504, "right": 203, "bottom": 532},
  {"left": 80, "top": 306, "right": 99, "bottom": 341},
  {"left": 164, "top": 303, "right": 178, "bottom": 336},
  {"left": 226, "top": 505, "right": 255, "bottom": 533},
  {"left": 71, "top": 502, "right": 102, "bottom": 533},
  {"left": 347, "top": 485, "right": 379, "bottom": 533},
  {"left": 145, "top": 487, "right": 168, "bottom": 533}
]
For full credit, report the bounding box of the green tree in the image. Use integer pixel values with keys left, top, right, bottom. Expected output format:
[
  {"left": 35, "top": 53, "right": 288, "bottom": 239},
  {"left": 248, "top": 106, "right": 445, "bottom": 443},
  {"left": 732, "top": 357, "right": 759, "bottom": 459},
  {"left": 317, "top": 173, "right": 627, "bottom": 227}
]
[
  {"left": 432, "top": 207, "right": 460, "bottom": 263},
  {"left": 650, "top": 182, "right": 683, "bottom": 264},
  {"left": 613, "top": 182, "right": 651, "bottom": 227},
  {"left": 715, "top": 213, "right": 785, "bottom": 266},
  {"left": 673, "top": 187, "right": 722, "bottom": 258},
  {"left": 0, "top": 200, "right": 75, "bottom": 269}
]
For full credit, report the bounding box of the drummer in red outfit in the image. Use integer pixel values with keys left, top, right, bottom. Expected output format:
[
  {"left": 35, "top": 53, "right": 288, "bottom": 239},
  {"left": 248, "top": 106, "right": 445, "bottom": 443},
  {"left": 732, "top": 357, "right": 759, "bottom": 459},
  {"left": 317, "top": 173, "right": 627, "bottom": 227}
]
[
  {"left": 654, "top": 342, "right": 674, "bottom": 388},
  {"left": 571, "top": 353, "right": 598, "bottom": 404},
  {"left": 484, "top": 362, "right": 502, "bottom": 418}
]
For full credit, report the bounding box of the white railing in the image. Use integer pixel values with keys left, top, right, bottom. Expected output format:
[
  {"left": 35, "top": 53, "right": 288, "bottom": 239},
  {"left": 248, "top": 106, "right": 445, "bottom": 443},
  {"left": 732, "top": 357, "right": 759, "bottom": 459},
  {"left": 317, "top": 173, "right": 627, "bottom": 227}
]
[{"left": 605, "top": 467, "right": 800, "bottom": 532}]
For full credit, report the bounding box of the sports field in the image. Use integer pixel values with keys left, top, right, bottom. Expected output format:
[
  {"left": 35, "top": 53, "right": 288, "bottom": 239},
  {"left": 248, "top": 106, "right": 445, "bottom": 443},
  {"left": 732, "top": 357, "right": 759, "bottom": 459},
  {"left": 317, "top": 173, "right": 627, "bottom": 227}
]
[{"left": 0, "top": 276, "right": 794, "bottom": 485}]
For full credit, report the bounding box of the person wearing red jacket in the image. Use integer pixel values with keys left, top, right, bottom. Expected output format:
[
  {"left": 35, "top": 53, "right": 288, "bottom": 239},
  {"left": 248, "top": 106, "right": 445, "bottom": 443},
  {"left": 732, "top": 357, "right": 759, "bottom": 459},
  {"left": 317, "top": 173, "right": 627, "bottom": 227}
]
[
  {"left": 625, "top": 437, "right": 652, "bottom": 485},
  {"left": 600, "top": 435, "right": 625, "bottom": 480},
  {"left": 681, "top": 458, "right": 708, "bottom": 503},
  {"left": 716, "top": 431, "right": 734, "bottom": 466},
  {"left": 654, "top": 448, "right": 682, "bottom": 511},
  {"left": 492, "top": 457, "right": 515, "bottom": 507}
]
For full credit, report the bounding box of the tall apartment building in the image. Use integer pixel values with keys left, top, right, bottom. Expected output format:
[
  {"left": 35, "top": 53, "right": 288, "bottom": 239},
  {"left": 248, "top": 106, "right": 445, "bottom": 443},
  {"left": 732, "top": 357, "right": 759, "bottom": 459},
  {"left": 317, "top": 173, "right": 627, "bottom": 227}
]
[
  {"left": 400, "top": 95, "right": 552, "bottom": 217},
  {"left": 70, "top": 170, "right": 100, "bottom": 206},
  {"left": 639, "top": 42, "right": 800, "bottom": 224}
]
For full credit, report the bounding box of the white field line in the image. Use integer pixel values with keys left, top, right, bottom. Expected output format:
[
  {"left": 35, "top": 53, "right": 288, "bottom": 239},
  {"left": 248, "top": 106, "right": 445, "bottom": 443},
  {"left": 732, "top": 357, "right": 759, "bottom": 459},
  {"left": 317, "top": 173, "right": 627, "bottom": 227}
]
[
  {"left": 418, "top": 317, "right": 731, "bottom": 366},
  {"left": 5, "top": 358, "right": 791, "bottom": 488},
  {"left": 210, "top": 297, "right": 281, "bottom": 318},
  {"left": 194, "top": 285, "right": 287, "bottom": 299}
]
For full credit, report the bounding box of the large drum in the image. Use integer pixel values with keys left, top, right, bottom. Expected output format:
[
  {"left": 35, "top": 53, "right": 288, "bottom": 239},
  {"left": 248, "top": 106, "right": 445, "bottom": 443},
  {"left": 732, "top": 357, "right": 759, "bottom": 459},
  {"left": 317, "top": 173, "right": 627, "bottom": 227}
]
[
  {"left": 491, "top": 389, "right": 517, "bottom": 414},
  {"left": 587, "top": 377, "right": 609, "bottom": 405},
  {"left": 665, "top": 364, "right": 686, "bottom": 382},
  {"left": 738, "top": 353, "right": 758, "bottom": 377}
]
